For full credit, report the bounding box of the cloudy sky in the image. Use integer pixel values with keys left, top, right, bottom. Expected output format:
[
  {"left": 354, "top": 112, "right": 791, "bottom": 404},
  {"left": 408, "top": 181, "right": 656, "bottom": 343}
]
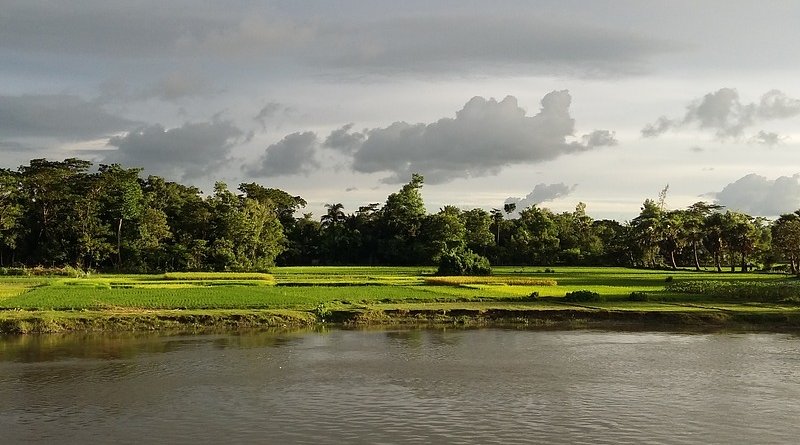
[{"left": 3, "top": 0, "right": 800, "bottom": 220}]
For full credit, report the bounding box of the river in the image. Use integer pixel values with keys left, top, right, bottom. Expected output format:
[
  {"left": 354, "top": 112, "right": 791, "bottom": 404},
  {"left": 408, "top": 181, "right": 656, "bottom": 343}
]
[{"left": 2, "top": 328, "right": 800, "bottom": 444}]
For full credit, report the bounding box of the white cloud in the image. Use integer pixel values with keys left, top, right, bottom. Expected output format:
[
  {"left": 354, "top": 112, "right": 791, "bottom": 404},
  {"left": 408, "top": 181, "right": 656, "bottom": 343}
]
[
  {"left": 713, "top": 173, "right": 800, "bottom": 216},
  {"left": 642, "top": 88, "right": 800, "bottom": 140}
]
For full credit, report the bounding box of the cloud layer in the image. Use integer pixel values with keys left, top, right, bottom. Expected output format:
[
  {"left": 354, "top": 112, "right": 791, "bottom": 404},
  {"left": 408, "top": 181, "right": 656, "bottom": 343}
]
[
  {"left": 713, "top": 173, "right": 800, "bottom": 216},
  {"left": 0, "top": 94, "right": 134, "bottom": 140},
  {"left": 642, "top": 88, "right": 800, "bottom": 141}
]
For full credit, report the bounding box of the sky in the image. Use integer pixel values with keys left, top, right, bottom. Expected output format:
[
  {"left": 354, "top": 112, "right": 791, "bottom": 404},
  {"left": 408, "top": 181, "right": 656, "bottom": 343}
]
[{"left": 2, "top": 0, "right": 800, "bottom": 221}]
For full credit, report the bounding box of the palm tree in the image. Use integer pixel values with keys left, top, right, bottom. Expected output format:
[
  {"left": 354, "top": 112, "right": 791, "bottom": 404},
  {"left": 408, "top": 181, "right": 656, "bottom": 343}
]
[{"left": 321, "top": 203, "right": 346, "bottom": 229}]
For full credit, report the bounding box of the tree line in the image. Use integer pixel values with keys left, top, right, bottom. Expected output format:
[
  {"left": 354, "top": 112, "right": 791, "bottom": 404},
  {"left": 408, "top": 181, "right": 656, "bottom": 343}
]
[{"left": 1, "top": 159, "right": 798, "bottom": 273}]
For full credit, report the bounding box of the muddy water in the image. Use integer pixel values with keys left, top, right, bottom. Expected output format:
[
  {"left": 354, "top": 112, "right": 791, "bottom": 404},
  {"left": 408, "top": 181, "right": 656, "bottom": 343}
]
[{"left": 2, "top": 328, "right": 800, "bottom": 444}]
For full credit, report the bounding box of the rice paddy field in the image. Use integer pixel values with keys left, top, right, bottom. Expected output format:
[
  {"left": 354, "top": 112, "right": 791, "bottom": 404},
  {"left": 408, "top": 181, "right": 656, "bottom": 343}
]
[{"left": 2, "top": 266, "right": 800, "bottom": 332}]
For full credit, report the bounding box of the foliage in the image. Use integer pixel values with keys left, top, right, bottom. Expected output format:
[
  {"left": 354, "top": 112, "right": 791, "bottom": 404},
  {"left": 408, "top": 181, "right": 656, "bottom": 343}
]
[
  {"left": 628, "top": 291, "right": 650, "bottom": 301},
  {"left": 563, "top": 290, "right": 604, "bottom": 302},
  {"left": 436, "top": 247, "right": 492, "bottom": 276}
]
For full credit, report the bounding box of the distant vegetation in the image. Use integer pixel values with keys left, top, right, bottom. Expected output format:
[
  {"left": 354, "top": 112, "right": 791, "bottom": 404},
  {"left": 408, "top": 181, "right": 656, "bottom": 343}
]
[{"left": 2, "top": 159, "right": 800, "bottom": 275}]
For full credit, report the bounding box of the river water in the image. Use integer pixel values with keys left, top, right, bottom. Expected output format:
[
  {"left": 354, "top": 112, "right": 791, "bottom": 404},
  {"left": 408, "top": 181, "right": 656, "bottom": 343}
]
[{"left": 2, "top": 328, "right": 800, "bottom": 444}]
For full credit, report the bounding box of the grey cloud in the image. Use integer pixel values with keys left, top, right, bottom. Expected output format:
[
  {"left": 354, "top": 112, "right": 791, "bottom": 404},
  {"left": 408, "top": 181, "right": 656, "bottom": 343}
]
[
  {"left": 142, "top": 72, "right": 211, "bottom": 101},
  {"left": 0, "top": 140, "right": 29, "bottom": 152},
  {"left": 314, "top": 16, "right": 678, "bottom": 77},
  {"left": 642, "top": 88, "right": 800, "bottom": 140},
  {"left": 0, "top": 94, "right": 134, "bottom": 140},
  {"left": 758, "top": 90, "right": 800, "bottom": 119},
  {"left": 505, "top": 183, "right": 577, "bottom": 212},
  {"left": 104, "top": 120, "right": 243, "bottom": 180},
  {"left": 581, "top": 130, "right": 617, "bottom": 148},
  {"left": 253, "top": 102, "right": 294, "bottom": 130},
  {"left": 246, "top": 131, "right": 319, "bottom": 177},
  {"left": 749, "top": 130, "right": 786, "bottom": 147},
  {"left": 1, "top": 2, "right": 676, "bottom": 78},
  {"left": 342, "top": 91, "right": 612, "bottom": 183},
  {"left": 713, "top": 173, "right": 800, "bottom": 216},
  {"left": 324, "top": 124, "right": 366, "bottom": 154}
]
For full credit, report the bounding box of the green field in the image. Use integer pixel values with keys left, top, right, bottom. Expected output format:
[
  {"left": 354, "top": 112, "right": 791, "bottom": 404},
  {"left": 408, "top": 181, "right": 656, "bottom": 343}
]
[{"left": 2, "top": 267, "right": 800, "bottom": 332}]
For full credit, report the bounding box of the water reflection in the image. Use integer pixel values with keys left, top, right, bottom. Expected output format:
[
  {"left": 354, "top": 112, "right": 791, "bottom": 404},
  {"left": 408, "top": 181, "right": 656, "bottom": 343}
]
[{"left": 2, "top": 329, "right": 800, "bottom": 444}]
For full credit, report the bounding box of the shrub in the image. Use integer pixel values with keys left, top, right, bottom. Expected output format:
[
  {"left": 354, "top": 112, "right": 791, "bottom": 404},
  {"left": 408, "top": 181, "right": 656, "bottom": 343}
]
[
  {"left": 436, "top": 248, "right": 491, "bottom": 276},
  {"left": 628, "top": 291, "right": 650, "bottom": 301},
  {"left": 563, "top": 290, "right": 604, "bottom": 302},
  {"left": 664, "top": 276, "right": 674, "bottom": 283}
]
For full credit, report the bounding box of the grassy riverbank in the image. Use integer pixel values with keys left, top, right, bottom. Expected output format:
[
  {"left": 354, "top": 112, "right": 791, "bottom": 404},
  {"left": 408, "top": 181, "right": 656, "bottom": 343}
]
[{"left": 2, "top": 267, "right": 800, "bottom": 333}]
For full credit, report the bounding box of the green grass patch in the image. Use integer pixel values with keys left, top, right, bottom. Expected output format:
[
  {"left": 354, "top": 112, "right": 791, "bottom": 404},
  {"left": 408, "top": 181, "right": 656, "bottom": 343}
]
[
  {"left": 163, "top": 272, "right": 275, "bottom": 282},
  {"left": 424, "top": 276, "right": 557, "bottom": 286}
]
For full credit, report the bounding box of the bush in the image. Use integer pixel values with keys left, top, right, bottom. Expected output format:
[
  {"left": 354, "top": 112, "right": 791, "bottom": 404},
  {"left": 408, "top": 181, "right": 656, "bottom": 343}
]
[
  {"left": 563, "top": 290, "right": 604, "bottom": 302},
  {"left": 628, "top": 291, "right": 650, "bottom": 301},
  {"left": 436, "top": 247, "right": 491, "bottom": 276}
]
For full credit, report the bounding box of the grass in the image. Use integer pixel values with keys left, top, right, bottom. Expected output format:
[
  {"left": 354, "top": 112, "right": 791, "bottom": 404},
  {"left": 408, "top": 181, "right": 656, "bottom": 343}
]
[
  {"left": 2, "top": 266, "right": 800, "bottom": 332},
  {"left": 424, "top": 276, "right": 557, "bottom": 286}
]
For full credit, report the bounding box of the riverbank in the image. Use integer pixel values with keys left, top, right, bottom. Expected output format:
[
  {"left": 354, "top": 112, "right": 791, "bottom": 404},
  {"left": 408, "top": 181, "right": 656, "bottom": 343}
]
[
  {"left": 4, "top": 304, "right": 800, "bottom": 334},
  {"left": 3, "top": 266, "right": 800, "bottom": 334}
]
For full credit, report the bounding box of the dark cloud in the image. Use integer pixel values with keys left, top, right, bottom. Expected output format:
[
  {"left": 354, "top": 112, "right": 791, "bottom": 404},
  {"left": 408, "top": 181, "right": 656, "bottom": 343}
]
[
  {"left": 713, "top": 173, "right": 800, "bottom": 216},
  {"left": 0, "top": 94, "right": 134, "bottom": 140},
  {"left": 104, "top": 120, "right": 243, "bottom": 180},
  {"left": 0, "top": 2, "right": 676, "bottom": 78},
  {"left": 246, "top": 131, "right": 319, "bottom": 177},
  {"left": 642, "top": 88, "right": 800, "bottom": 140},
  {"left": 313, "top": 15, "right": 678, "bottom": 77},
  {"left": 505, "top": 183, "right": 577, "bottom": 212},
  {"left": 0, "top": 140, "right": 29, "bottom": 152},
  {"left": 333, "top": 91, "right": 614, "bottom": 183},
  {"left": 324, "top": 123, "right": 366, "bottom": 154}
]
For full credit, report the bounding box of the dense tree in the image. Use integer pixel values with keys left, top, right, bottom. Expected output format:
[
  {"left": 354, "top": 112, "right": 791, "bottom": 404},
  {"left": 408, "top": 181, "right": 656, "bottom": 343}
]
[
  {"left": 378, "top": 174, "right": 427, "bottom": 264},
  {"left": 0, "top": 169, "right": 22, "bottom": 265},
  {"left": 772, "top": 212, "right": 800, "bottom": 274},
  {"left": 3, "top": 158, "right": 800, "bottom": 274}
]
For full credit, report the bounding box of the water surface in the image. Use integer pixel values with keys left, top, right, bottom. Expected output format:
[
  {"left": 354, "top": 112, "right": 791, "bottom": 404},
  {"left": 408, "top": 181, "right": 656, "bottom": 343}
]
[{"left": 2, "top": 328, "right": 800, "bottom": 444}]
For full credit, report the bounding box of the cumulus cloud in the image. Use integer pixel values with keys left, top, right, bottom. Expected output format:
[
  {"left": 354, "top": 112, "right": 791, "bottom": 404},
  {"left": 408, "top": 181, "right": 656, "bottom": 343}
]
[
  {"left": 0, "top": 94, "right": 134, "bottom": 140},
  {"left": 325, "top": 91, "right": 614, "bottom": 183},
  {"left": 104, "top": 120, "right": 243, "bottom": 180},
  {"left": 246, "top": 131, "right": 319, "bottom": 177},
  {"left": 505, "top": 183, "right": 577, "bottom": 213},
  {"left": 712, "top": 173, "right": 800, "bottom": 216},
  {"left": 642, "top": 88, "right": 800, "bottom": 140}
]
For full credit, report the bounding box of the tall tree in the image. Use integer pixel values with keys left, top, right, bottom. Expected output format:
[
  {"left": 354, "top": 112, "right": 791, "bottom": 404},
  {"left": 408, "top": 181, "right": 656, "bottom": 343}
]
[
  {"left": 378, "top": 174, "right": 426, "bottom": 264},
  {"left": 0, "top": 169, "right": 22, "bottom": 265},
  {"left": 97, "top": 164, "right": 144, "bottom": 269},
  {"left": 772, "top": 211, "right": 800, "bottom": 274}
]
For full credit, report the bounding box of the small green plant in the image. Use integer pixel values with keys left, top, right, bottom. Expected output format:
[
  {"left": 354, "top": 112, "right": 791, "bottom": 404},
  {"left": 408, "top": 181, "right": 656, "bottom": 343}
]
[
  {"left": 525, "top": 291, "right": 539, "bottom": 301},
  {"left": 628, "top": 291, "right": 650, "bottom": 301},
  {"left": 563, "top": 290, "right": 604, "bottom": 302},
  {"left": 664, "top": 276, "right": 674, "bottom": 283}
]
